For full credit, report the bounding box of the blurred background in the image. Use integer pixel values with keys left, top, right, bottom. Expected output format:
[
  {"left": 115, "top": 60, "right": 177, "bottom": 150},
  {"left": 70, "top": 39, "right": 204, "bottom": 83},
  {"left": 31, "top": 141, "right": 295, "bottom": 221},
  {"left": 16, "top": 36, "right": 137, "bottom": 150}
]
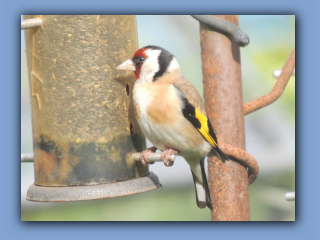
[{"left": 21, "top": 15, "right": 295, "bottom": 221}]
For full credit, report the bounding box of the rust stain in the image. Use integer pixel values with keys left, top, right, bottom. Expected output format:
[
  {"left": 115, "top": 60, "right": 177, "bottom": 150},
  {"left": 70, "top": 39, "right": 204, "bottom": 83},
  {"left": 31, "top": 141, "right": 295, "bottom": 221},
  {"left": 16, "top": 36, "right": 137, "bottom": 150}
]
[
  {"left": 59, "top": 155, "right": 69, "bottom": 180},
  {"left": 34, "top": 150, "right": 57, "bottom": 185}
]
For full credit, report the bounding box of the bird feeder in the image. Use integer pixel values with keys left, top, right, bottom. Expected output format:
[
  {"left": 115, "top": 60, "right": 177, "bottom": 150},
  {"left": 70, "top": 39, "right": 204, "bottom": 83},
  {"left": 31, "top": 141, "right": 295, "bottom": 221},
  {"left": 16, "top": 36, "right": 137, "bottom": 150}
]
[{"left": 23, "top": 15, "right": 161, "bottom": 202}]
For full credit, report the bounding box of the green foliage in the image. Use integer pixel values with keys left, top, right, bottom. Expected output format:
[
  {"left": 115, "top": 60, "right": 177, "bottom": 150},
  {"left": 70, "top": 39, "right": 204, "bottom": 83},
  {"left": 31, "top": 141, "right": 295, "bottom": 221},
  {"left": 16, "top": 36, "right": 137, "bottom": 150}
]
[
  {"left": 243, "top": 47, "right": 295, "bottom": 120},
  {"left": 250, "top": 169, "right": 295, "bottom": 221}
]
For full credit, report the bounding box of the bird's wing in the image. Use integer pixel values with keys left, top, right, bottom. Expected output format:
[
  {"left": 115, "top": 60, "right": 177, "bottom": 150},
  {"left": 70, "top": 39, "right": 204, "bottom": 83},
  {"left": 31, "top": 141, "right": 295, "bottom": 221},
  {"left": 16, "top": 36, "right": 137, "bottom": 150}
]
[
  {"left": 155, "top": 72, "right": 219, "bottom": 148},
  {"left": 173, "top": 83, "right": 218, "bottom": 148}
]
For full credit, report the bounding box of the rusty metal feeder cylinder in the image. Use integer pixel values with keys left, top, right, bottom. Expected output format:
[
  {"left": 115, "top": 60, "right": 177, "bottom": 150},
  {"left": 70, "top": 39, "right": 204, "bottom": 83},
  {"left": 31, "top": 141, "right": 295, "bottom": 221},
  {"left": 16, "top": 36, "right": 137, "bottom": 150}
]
[{"left": 24, "top": 15, "right": 161, "bottom": 202}]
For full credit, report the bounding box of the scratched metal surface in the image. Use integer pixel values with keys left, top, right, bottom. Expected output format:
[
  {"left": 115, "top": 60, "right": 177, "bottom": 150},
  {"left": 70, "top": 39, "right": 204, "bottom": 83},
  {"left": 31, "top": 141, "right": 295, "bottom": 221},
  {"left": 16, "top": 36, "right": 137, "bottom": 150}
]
[{"left": 24, "top": 15, "right": 149, "bottom": 187}]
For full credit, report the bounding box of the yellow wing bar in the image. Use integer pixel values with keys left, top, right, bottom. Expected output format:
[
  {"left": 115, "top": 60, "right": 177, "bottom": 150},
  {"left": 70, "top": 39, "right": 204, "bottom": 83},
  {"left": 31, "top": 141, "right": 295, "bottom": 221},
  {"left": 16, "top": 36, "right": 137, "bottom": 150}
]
[{"left": 195, "top": 109, "right": 217, "bottom": 147}]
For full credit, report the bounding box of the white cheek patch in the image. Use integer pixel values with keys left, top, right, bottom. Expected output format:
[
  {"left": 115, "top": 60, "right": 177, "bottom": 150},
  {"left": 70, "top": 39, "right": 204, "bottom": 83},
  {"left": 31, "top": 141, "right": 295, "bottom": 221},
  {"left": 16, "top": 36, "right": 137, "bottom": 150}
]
[
  {"left": 167, "top": 57, "right": 180, "bottom": 72},
  {"left": 138, "top": 49, "right": 161, "bottom": 83}
]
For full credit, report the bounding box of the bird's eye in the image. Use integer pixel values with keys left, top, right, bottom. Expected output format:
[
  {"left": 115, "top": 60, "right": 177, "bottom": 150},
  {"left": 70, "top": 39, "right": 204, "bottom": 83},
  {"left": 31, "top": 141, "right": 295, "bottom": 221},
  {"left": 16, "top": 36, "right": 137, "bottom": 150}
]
[
  {"left": 138, "top": 57, "right": 145, "bottom": 63},
  {"left": 133, "top": 56, "right": 146, "bottom": 65}
]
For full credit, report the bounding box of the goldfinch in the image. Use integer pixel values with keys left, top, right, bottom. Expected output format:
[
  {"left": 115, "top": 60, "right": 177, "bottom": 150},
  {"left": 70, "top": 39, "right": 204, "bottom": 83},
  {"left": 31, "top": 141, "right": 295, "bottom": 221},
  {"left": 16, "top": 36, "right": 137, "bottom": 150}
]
[{"left": 117, "top": 45, "right": 228, "bottom": 210}]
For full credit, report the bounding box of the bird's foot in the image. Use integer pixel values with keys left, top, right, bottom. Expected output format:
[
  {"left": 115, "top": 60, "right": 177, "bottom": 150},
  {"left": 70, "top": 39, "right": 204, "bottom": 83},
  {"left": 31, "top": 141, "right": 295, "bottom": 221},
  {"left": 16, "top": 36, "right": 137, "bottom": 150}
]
[
  {"left": 140, "top": 146, "right": 157, "bottom": 166},
  {"left": 161, "top": 148, "right": 178, "bottom": 167}
]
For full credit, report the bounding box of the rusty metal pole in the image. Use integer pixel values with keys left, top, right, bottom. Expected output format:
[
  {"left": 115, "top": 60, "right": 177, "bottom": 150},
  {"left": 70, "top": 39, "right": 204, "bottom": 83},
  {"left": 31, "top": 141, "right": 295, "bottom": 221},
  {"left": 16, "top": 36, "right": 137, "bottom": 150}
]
[{"left": 200, "top": 15, "right": 250, "bottom": 221}]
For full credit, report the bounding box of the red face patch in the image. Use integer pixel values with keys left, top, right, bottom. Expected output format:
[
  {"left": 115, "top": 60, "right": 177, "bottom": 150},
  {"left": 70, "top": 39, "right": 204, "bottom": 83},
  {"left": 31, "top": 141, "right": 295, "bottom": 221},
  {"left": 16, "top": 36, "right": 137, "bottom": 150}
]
[
  {"left": 132, "top": 48, "right": 148, "bottom": 80},
  {"left": 133, "top": 48, "right": 148, "bottom": 59},
  {"left": 134, "top": 66, "right": 141, "bottom": 79}
]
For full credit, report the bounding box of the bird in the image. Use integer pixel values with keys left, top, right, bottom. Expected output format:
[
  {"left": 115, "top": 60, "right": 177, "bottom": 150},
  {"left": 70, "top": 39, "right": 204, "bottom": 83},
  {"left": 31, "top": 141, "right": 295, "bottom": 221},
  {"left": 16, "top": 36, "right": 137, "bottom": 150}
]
[{"left": 117, "top": 45, "right": 228, "bottom": 210}]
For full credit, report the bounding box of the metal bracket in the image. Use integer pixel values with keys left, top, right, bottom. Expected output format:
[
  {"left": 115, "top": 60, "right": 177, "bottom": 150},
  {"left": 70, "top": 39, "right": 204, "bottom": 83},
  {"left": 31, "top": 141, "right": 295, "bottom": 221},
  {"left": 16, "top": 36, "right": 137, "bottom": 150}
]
[
  {"left": 21, "top": 18, "right": 42, "bottom": 29},
  {"left": 273, "top": 68, "right": 295, "bottom": 79},
  {"left": 192, "top": 15, "right": 250, "bottom": 47},
  {"left": 285, "top": 192, "right": 295, "bottom": 201}
]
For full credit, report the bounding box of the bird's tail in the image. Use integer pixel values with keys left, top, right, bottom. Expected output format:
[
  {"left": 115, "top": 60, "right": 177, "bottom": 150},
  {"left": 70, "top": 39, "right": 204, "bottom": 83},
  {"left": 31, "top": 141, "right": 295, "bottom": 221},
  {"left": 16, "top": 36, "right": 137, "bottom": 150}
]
[
  {"left": 212, "top": 146, "right": 229, "bottom": 163},
  {"left": 191, "top": 159, "right": 213, "bottom": 211}
]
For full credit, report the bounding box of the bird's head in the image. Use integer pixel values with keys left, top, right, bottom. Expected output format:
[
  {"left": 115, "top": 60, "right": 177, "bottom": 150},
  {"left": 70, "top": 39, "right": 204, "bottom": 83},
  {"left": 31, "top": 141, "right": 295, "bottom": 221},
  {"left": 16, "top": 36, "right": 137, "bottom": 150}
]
[{"left": 117, "top": 45, "right": 180, "bottom": 83}]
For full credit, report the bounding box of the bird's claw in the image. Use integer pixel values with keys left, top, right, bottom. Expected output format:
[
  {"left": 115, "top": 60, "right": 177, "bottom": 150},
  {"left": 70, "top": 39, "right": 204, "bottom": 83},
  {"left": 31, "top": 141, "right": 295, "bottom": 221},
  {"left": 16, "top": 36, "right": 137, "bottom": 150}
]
[
  {"left": 161, "top": 148, "right": 178, "bottom": 167},
  {"left": 140, "top": 146, "right": 157, "bottom": 166}
]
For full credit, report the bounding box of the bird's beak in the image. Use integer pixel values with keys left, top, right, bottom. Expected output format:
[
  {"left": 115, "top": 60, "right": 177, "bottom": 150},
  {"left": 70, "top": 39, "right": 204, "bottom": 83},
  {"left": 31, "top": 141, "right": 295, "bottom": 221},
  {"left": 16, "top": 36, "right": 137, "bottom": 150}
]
[{"left": 116, "top": 59, "right": 136, "bottom": 71}]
